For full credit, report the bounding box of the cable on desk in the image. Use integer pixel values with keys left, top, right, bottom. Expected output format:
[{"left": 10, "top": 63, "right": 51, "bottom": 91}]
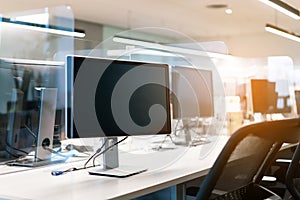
[
  {"left": 1, "top": 154, "right": 35, "bottom": 166},
  {"left": 5, "top": 142, "right": 30, "bottom": 155},
  {"left": 43, "top": 146, "right": 71, "bottom": 158},
  {"left": 25, "top": 123, "right": 76, "bottom": 156},
  {"left": 172, "top": 119, "right": 211, "bottom": 146},
  {"left": 155, "top": 135, "right": 173, "bottom": 149},
  {"left": 51, "top": 164, "right": 101, "bottom": 176},
  {"left": 169, "top": 134, "right": 176, "bottom": 144},
  {"left": 52, "top": 140, "right": 106, "bottom": 175},
  {"left": 84, "top": 139, "right": 108, "bottom": 168},
  {"left": 51, "top": 137, "right": 128, "bottom": 176},
  {"left": 4, "top": 149, "right": 19, "bottom": 159},
  {"left": 151, "top": 134, "right": 178, "bottom": 151},
  {"left": 173, "top": 120, "right": 198, "bottom": 135},
  {"left": 65, "top": 144, "right": 93, "bottom": 154},
  {"left": 71, "top": 152, "right": 90, "bottom": 157},
  {"left": 92, "top": 136, "right": 128, "bottom": 167},
  {"left": 186, "top": 125, "right": 211, "bottom": 145}
]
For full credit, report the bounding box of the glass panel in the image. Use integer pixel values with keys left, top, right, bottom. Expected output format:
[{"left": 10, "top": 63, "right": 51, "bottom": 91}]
[{"left": 0, "top": 6, "right": 75, "bottom": 163}]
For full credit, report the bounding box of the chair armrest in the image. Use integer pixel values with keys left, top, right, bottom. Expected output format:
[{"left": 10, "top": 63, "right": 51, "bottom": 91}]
[
  {"left": 276, "top": 159, "right": 291, "bottom": 163},
  {"left": 262, "top": 176, "right": 277, "bottom": 182}
]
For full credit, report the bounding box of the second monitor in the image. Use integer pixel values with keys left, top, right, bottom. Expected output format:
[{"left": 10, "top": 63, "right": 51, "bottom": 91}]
[
  {"left": 171, "top": 65, "right": 214, "bottom": 119},
  {"left": 171, "top": 65, "right": 214, "bottom": 145},
  {"left": 251, "top": 79, "right": 292, "bottom": 115}
]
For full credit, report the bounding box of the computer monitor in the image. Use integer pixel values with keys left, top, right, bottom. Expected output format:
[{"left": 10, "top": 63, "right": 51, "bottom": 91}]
[
  {"left": 66, "top": 55, "right": 171, "bottom": 138},
  {"left": 171, "top": 65, "right": 214, "bottom": 145},
  {"left": 0, "top": 59, "right": 64, "bottom": 164},
  {"left": 66, "top": 55, "right": 171, "bottom": 172},
  {"left": 251, "top": 79, "right": 291, "bottom": 114},
  {"left": 171, "top": 65, "right": 214, "bottom": 119}
]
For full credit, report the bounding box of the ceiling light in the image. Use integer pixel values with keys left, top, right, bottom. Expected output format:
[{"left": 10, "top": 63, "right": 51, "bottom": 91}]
[
  {"left": 206, "top": 4, "right": 227, "bottom": 9},
  {"left": 0, "top": 17, "right": 85, "bottom": 38},
  {"left": 112, "top": 36, "right": 231, "bottom": 59},
  {"left": 265, "top": 23, "right": 300, "bottom": 42},
  {"left": 225, "top": 8, "right": 233, "bottom": 14},
  {"left": 259, "top": 0, "right": 300, "bottom": 20}
]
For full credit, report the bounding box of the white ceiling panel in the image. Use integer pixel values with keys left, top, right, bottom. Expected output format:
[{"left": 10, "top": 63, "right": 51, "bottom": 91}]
[{"left": 0, "top": 0, "right": 300, "bottom": 42}]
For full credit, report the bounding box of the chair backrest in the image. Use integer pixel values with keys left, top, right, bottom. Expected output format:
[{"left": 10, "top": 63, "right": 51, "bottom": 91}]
[
  {"left": 286, "top": 142, "right": 300, "bottom": 200},
  {"left": 196, "top": 118, "right": 300, "bottom": 200}
]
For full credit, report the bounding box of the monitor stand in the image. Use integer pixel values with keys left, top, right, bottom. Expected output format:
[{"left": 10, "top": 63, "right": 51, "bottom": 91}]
[
  {"left": 174, "top": 119, "right": 210, "bottom": 146},
  {"left": 88, "top": 137, "right": 147, "bottom": 178},
  {"left": 175, "top": 119, "right": 192, "bottom": 146},
  {"left": 8, "top": 88, "right": 66, "bottom": 167}
]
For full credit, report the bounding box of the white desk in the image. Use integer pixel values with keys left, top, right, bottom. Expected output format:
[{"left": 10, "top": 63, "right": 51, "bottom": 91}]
[{"left": 0, "top": 136, "right": 228, "bottom": 200}]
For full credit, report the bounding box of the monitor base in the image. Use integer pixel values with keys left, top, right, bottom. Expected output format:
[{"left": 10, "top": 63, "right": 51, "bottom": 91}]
[
  {"left": 88, "top": 165, "right": 147, "bottom": 178},
  {"left": 7, "top": 156, "right": 67, "bottom": 167}
]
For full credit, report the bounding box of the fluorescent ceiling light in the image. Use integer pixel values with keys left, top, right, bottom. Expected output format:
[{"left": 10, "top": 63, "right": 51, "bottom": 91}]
[
  {"left": 0, "top": 17, "right": 85, "bottom": 38},
  {"left": 107, "top": 49, "right": 184, "bottom": 57},
  {"left": 259, "top": 0, "right": 300, "bottom": 20},
  {"left": 1, "top": 57, "right": 64, "bottom": 66},
  {"left": 265, "top": 23, "right": 300, "bottom": 42},
  {"left": 15, "top": 13, "right": 49, "bottom": 25},
  {"left": 112, "top": 36, "right": 231, "bottom": 59}
]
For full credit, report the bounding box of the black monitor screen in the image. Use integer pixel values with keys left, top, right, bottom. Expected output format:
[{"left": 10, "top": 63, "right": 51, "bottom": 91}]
[
  {"left": 251, "top": 79, "right": 291, "bottom": 114},
  {"left": 171, "top": 66, "right": 214, "bottom": 119},
  {"left": 66, "top": 56, "right": 171, "bottom": 138}
]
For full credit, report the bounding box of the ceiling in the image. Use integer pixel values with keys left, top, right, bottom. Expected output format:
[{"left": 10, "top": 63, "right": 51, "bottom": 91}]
[{"left": 0, "top": 0, "right": 300, "bottom": 40}]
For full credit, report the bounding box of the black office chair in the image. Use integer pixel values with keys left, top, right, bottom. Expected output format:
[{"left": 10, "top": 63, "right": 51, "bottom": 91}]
[
  {"left": 193, "top": 118, "right": 300, "bottom": 200},
  {"left": 286, "top": 142, "right": 300, "bottom": 200}
]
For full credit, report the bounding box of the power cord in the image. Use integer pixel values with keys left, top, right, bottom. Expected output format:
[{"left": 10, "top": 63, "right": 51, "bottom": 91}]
[
  {"left": 153, "top": 134, "right": 176, "bottom": 151},
  {"left": 51, "top": 164, "right": 101, "bottom": 176},
  {"left": 4, "top": 149, "right": 19, "bottom": 158},
  {"left": 5, "top": 142, "right": 30, "bottom": 155},
  {"left": 84, "top": 139, "right": 108, "bottom": 168},
  {"left": 51, "top": 136, "right": 128, "bottom": 176},
  {"left": 173, "top": 120, "right": 199, "bottom": 135},
  {"left": 92, "top": 136, "right": 128, "bottom": 166}
]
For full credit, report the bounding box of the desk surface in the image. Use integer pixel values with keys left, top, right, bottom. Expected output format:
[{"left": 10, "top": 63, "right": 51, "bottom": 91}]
[{"left": 0, "top": 136, "right": 228, "bottom": 200}]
